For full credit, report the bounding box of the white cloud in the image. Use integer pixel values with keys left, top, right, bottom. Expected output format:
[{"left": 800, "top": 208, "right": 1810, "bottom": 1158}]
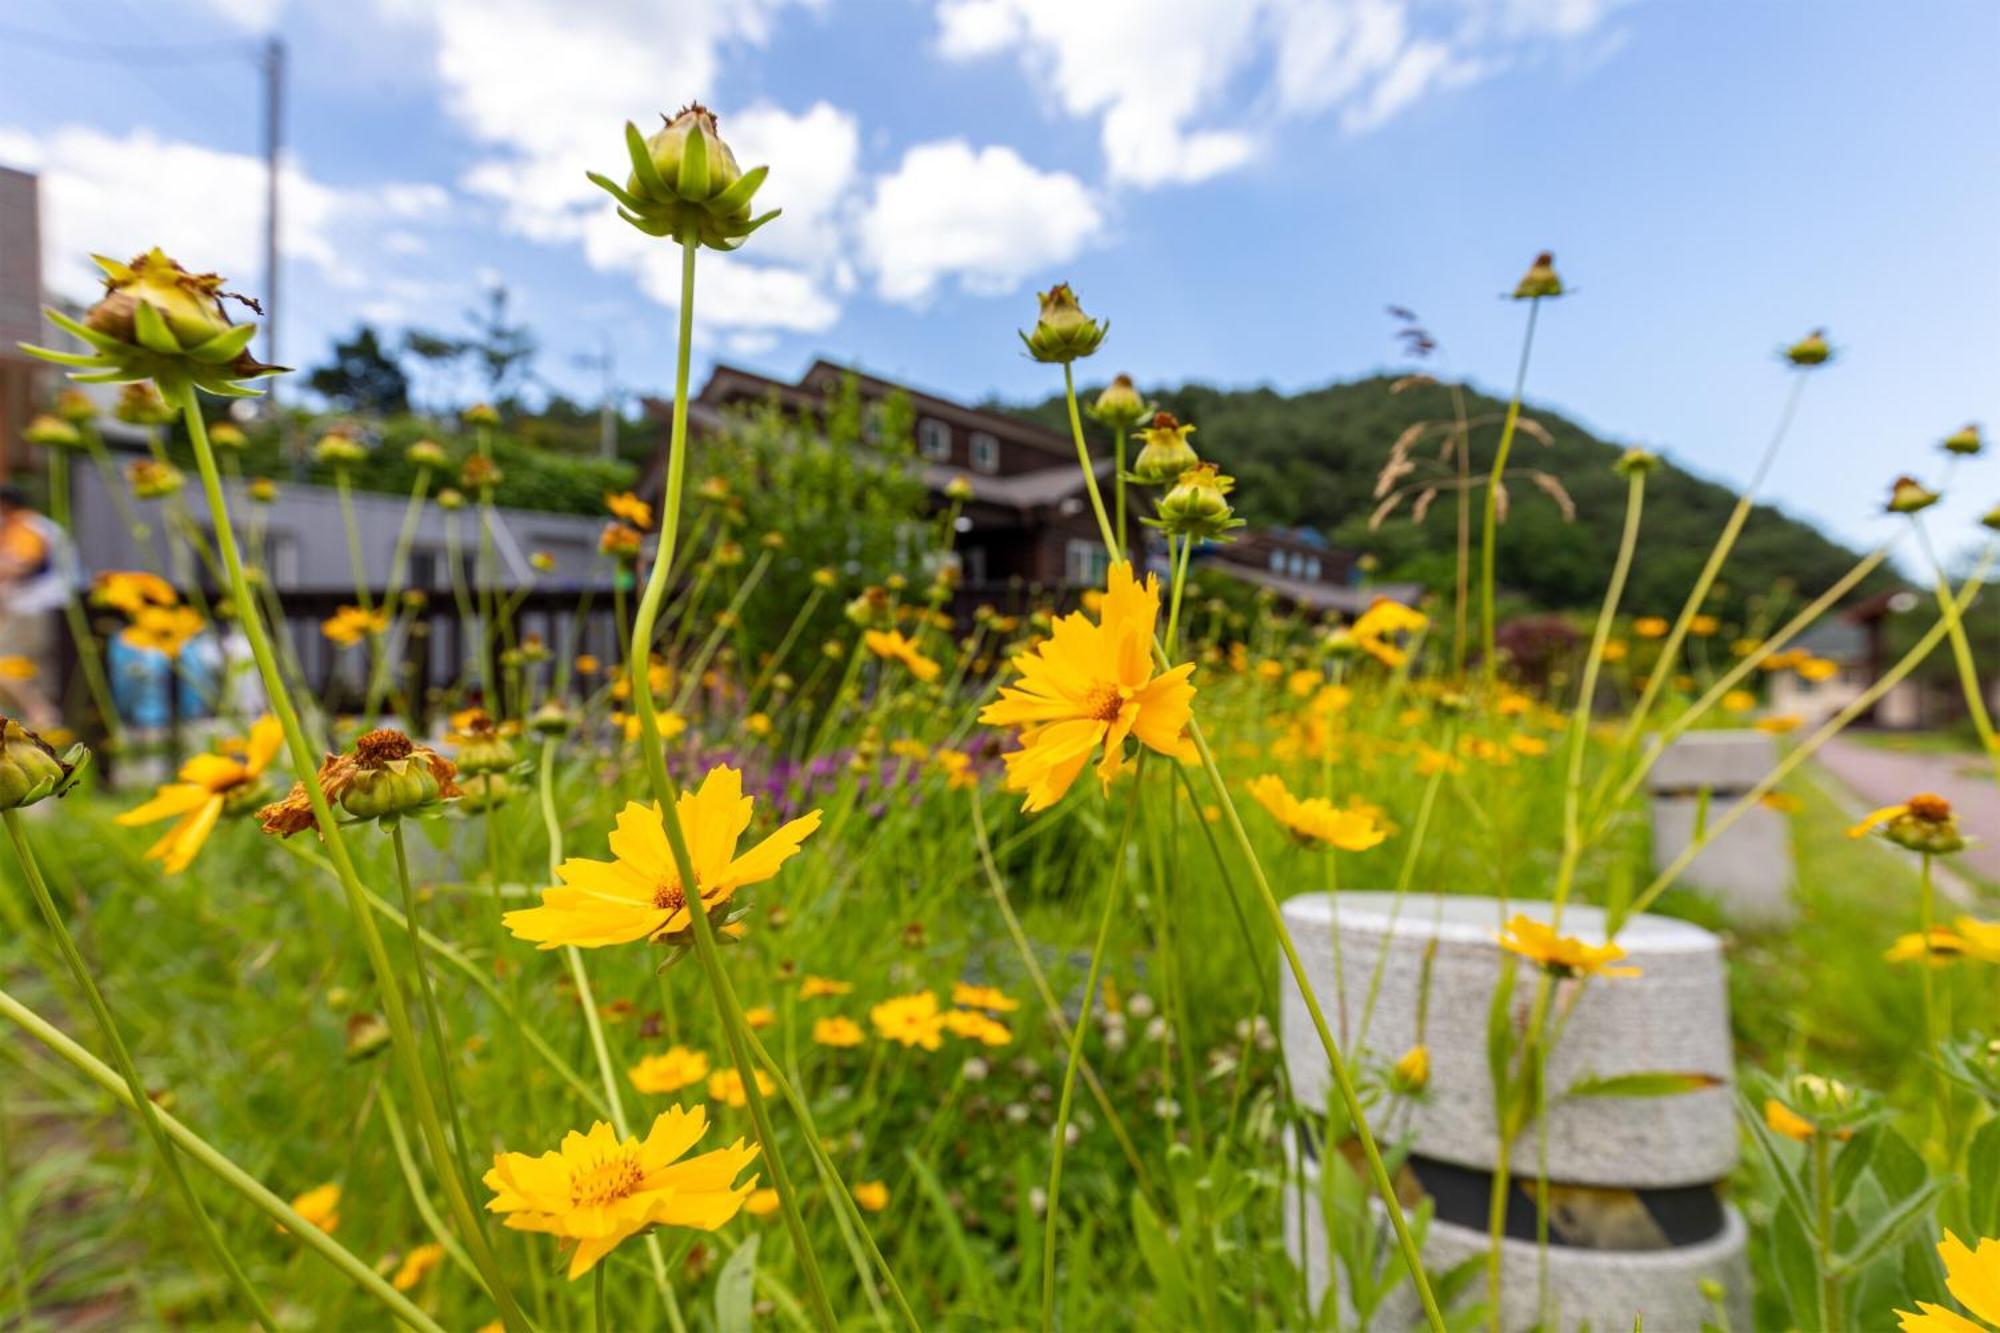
[
  {"left": 0, "top": 123, "right": 443, "bottom": 300},
  {"left": 856, "top": 140, "right": 1102, "bottom": 305},
  {"left": 195, "top": 0, "right": 284, "bottom": 28},
  {"left": 934, "top": 0, "right": 1627, "bottom": 186}
]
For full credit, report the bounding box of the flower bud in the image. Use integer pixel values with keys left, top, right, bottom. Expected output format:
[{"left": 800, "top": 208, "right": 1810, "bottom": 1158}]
[
  {"left": 248, "top": 478, "right": 279, "bottom": 504},
  {"left": 1389, "top": 1044, "right": 1430, "bottom": 1095},
  {"left": 338, "top": 729, "right": 458, "bottom": 821},
  {"left": 460, "top": 455, "right": 502, "bottom": 492},
  {"left": 457, "top": 772, "right": 513, "bottom": 813},
  {"left": 1018, "top": 283, "right": 1106, "bottom": 364},
  {"left": 845, "top": 586, "right": 892, "bottom": 628},
  {"left": 24, "top": 414, "right": 82, "bottom": 449},
  {"left": 56, "top": 388, "right": 97, "bottom": 423},
  {"left": 463, "top": 403, "right": 500, "bottom": 427},
  {"left": 115, "top": 382, "right": 175, "bottom": 426},
  {"left": 944, "top": 477, "right": 974, "bottom": 503},
  {"left": 1130, "top": 412, "right": 1200, "bottom": 486},
  {"left": 208, "top": 421, "right": 248, "bottom": 451},
  {"left": 1613, "top": 447, "right": 1659, "bottom": 477},
  {"left": 1152, "top": 462, "right": 1241, "bottom": 539},
  {"left": 600, "top": 523, "right": 643, "bottom": 562},
  {"left": 315, "top": 431, "right": 368, "bottom": 467},
  {"left": 127, "top": 458, "right": 184, "bottom": 500},
  {"left": 1784, "top": 329, "right": 1831, "bottom": 367},
  {"left": 529, "top": 701, "right": 574, "bottom": 738},
  {"left": 1982, "top": 503, "right": 2000, "bottom": 532},
  {"left": 1886, "top": 476, "right": 1940, "bottom": 514},
  {"left": 1511, "top": 251, "right": 1564, "bottom": 300},
  {"left": 436, "top": 487, "right": 466, "bottom": 512},
  {"left": 406, "top": 439, "right": 449, "bottom": 469},
  {"left": 0, "top": 718, "right": 72, "bottom": 810},
  {"left": 597, "top": 103, "right": 781, "bottom": 252},
  {"left": 1942, "top": 423, "right": 1982, "bottom": 457},
  {"left": 1087, "top": 374, "right": 1149, "bottom": 433}
]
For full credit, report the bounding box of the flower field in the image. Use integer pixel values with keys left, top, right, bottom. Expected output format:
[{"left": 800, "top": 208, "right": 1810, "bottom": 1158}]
[{"left": 4, "top": 102, "right": 2000, "bottom": 1333}]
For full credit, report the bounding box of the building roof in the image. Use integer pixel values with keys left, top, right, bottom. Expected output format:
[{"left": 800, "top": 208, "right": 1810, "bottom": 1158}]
[
  {"left": 924, "top": 458, "right": 1109, "bottom": 511},
  {"left": 1204, "top": 560, "right": 1423, "bottom": 616}
]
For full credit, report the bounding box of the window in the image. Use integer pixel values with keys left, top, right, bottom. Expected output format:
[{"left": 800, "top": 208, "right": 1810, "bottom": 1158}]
[
  {"left": 961, "top": 545, "right": 988, "bottom": 586},
  {"left": 969, "top": 431, "right": 1001, "bottom": 474},
  {"left": 1269, "top": 550, "right": 1285, "bottom": 574},
  {"left": 917, "top": 418, "right": 952, "bottom": 461},
  {"left": 1305, "top": 557, "right": 1322, "bottom": 582},
  {"left": 1065, "top": 538, "right": 1110, "bottom": 587}
]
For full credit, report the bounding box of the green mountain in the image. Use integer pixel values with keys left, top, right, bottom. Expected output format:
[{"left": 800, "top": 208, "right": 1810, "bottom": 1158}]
[{"left": 1013, "top": 375, "right": 1888, "bottom": 620}]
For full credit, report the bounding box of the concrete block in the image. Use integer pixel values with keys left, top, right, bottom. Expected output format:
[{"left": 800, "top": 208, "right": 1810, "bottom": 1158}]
[
  {"left": 1651, "top": 796, "right": 1795, "bottom": 924},
  {"left": 1645, "top": 731, "right": 1778, "bottom": 795}
]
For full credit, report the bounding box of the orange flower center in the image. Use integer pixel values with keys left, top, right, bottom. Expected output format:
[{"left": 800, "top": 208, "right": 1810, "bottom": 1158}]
[
  {"left": 569, "top": 1150, "right": 644, "bottom": 1208},
  {"left": 1080, "top": 682, "right": 1125, "bottom": 722},
  {"left": 652, "top": 877, "right": 687, "bottom": 913}
]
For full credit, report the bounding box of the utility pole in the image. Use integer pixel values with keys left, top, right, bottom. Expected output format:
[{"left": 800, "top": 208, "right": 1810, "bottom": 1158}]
[
  {"left": 261, "top": 34, "right": 295, "bottom": 470},
  {"left": 574, "top": 335, "right": 619, "bottom": 461}
]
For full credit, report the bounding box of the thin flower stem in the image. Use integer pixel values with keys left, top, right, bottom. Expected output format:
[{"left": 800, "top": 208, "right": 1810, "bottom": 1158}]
[
  {"left": 0, "top": 983, "right": 447, "bottom": 1333},
  {"left": 46, "top": 449, "right": 123, "bottom": 747},
  {"left": 1041, "top": 754, "right": 1148, "bottom": 1332},
  {"left": 3, "top": 811, "right": 278, "bottom": 1331},
  {"left": 364, "top": 466, "right": 434, "bottom": 725},
  {"left": 1062, "top": 363, "right": 1121, "bottom": 563},
  {"left": 1814, "top": 1134, "right": 1841, "bottom": 1332},
  {"left": 334, "top": 467, "right": 374, "bottom": 615},
  {"left": 169, "top": 380, "right": 531, "bottom": 1333},
  {"left": 672, "top": 549, "right": 772, "bottom": 715},
  {"left": 1113, "top": 423, "right": 1128, "bottom": 555},
  {"left": 745, "top": 583, "right": 826, "bottom": 715},
  {"left": 377, "top": 1083, "right": 482, "bottom": 1288},
  {"left": 1917, "top": 852, "right": 1950, "bottom": 1153},
  {"left": 625, "top": 234, "right": 838, "bottom": 1332},
  {"left": 389, "top": 821, "right": 483, "bottom": 1220},
  {"left": 1912, "top": 516, "right": 2000, "bottom": 787},
  {"left": 593, "top": 1262, "right": 608, "bottom": 1333},
  {"left": 1480, "top": 298, "right": 1541, "bottom": 684}
]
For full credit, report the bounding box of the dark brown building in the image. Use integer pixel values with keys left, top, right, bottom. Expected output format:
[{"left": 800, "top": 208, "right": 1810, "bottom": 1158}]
[{"left": 0, "top": 167, "right": 45, "bottom": 483}]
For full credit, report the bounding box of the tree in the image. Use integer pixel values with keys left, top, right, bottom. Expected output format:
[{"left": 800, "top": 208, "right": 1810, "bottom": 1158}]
[{"left": 307, "top": 325, "right": 411, "bottom": 414}]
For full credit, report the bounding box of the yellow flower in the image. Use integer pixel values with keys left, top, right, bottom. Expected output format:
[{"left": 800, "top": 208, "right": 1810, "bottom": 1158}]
[
  {"left": 0, "top": 657, "right": 36, "bottom": 681},
  {"left": 950, "top": 982, "right": 1019, "bottom": 1013},
  {"left": 1508, "top": 733, "right": 1550, "bottom": 757},
  {"left": 1756, "top": 714, "right": 1802, "bottom": 735},
  {"left": 1496, "top": 915, "right": 1640, "bottom": 979},
  {"left": 1763, "top": 1098, "right": 1818, "bottom": 1143},
  {"left": 288, "top": 1183, "right": 341, "bottom": 1234},
  {"left": 744, "top": 1188, "right": 780, "bottom": 1218},
  {"left": 115, "top": 717, "right": 284, "bottom": 874},
  {"left": 322, "top": 604, "right": 388, "bottom": 647},
  {"left": 1414, "top": 744, "right": 1463, "bottom": 776},
  {"left": 1688, "top": 614, "right": 1720, "bottom": 637},
  {"left": 1797, "top": 657, "right": 1840, "bottom": 683},
  {"left": 1895, "top": 1231, "right": 2000, "bottom": 1332},
  {"left": 606, "top": 490, "right": 653, "bottom": 530},
  {"left": 941, "top": 1009, "right": 1013, "bottom": 1046},
  {"left": 91, "top": 570, "right": 177, "bottom": 615},
  {"left": 933, "top": 748, "right": 978, "bottom": 790},
  {"left": 620, "top": 708, "right": 687, "bottom": 744},
  {"left": 482, "top": 1106, "right": 758, "bottom": 1280},
  {"left": 1722, "top": 690, "right": 1756, "bottom": 715},
  {"left": 1287, "top": 668, "right": 1322, "bottom": 698},
  {"left": 799, "top": 975, "right": 853, "bottom": 1000},
  {"left": 628, "top": 1045, "right": 710, "bottom": 1095},
  {"left": 1760, "top": 791, "right": 1804, "bottom": 815},
  {"left": 576, "top": 653, "right": 602, "bottom": 676},
  {"left": 979, "top": 562, "right": 1196, "bottom": 813},
  {"left": 863, "top": 628, "right": 941, "bottom": 683},
  {"left": 1956, "top": 917, "right": 2000, "bottom": 962},
  {"left": 1633, "top": 616, "right": 1668, "bottom": 639},
  {"left": 502, "top": 767, "right": 822, "bottom": 949},
  {"left": 1599, "top": 639, "right": 1628, "bottom": 663},
  {"left": 812, "top": 1017, "right": 865, "bottom": 1048},
  {"left": 121, "top": 605, "right": 205, "bottom": 657},
  {"left": 746, "top": 712, "right": 773, "bottom": 738},
  {"left": 870, "top": 991, "right": 945, "bottom": 1050},
  {"left": 391, "top": 1242, "right": 446, "bottom": 1292},
  {"left": 1847, "top": 793, "right": 1965, "bottom": 854},
  {"left": 1885, "top": 928, "right": 1972, "bottom": 967},
  {"left": 1349, "top": 598, "right": 1427, "bottom": 669},
  {"left": 853, "top": 1181, "right": 890, "bottom": 1213},
  {"left": 706, "top": 1067, "right": 776, "bottom": 1108},
  {"left": 744, "top": 1006, "right": 777, "bottom": 1029},
  {"left": 1245, "top": 774, "right": 1387, "bottom": 851},
  {"left": 1390, "top": 1044, "right": 1430, "bottom": 1094}
]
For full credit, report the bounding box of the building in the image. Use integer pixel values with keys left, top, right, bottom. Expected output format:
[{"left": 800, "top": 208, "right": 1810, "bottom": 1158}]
[
  {"left": 652, "top": 359, "right": 1401, "bottom": 616},
  {"left": 0, "top": 167, "right": 44, "bottom": 482}
]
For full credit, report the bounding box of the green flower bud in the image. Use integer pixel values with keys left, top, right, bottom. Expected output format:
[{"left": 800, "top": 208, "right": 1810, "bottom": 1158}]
[
  {"left": 1018, "top": 283, "right": 1106, "bottom": 364},
  {"left": 1130, "top": 411, "right": 1201, "bottom": 486},
  {"left": 1942, "top": 423, "right": 1982, "bottom": 456},
  {"left": 1511, "top": 251, "right": 1564, "bottom": 300},
  {"left": 1982, "top": 502, "right": 2000, "bottom": 532},
  {"left": 406, "top": 439, "right": 449, "bottom": 469},
  {"left": 315, "top": 431, "right": 368, "bottom": 467},
  {"left": 1613, "top": 447, "right": 1660, "bottom": 477},
  {"left": 1886, "top": 475, "right": 1940, "bottom": 514},
  {"left": 457, "top": 772, "right": 513, "bottom": 813},
  {"left": 115, "top": 382, "right": 175, "bottom": 426},
  {"left": 451, "top": 711, "right": 518, "bottom": 775},
  {"left": 24, "top": 414, "right": 82, "bottom": 449},
  {"left": 248, "top": 478, "right": 279, "bottom": 504},
  {"left": 0, "top": 718, "right": 71, "bottom": 810},
  {"left": 436, "top": 487, "right": 466, "bottom": 512},
  {"left": 128, "top": 458, "right": 185, "bottom": 500},
  {"left": 594, "top": 103, "right": 781, "bottom": 253},
  {"left": 529, "top": 701, "right": 574, "bottom": 738},
  {"left": 1784, "top": 329, "right": 1832, "bottom": 367},
  {"left": 337, "top": 729, "right": 458, "bottom": 821},
  {"left": 207, "top": 421, "right": 248, "bottom": 450},
  {"left": 845, "top": 586, "right": 892, "bottom": 627},
  {"left": 56, "top": 388, "right": 97, "bottom": 423},
  {"left": 1088, "top": 373, "right": 1150, "bottom": 433},
  {"left": 463, "top": 402, "right": 500, "bottom": 427},
  {"left": 1151, "top": 462, "right": 1241, "bottom": 540},
  {"left": 943, "top": 476, "right": 974, "bottom": 503}
]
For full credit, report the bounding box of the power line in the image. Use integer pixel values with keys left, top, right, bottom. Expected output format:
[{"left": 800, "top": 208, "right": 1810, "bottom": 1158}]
[{"left": 0, "top": 21, "right": 254, "bottom": 64}]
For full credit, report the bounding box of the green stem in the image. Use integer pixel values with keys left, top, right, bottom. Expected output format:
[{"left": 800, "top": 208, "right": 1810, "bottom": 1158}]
[
  {"left": 1913, "top": 517, "right": 2000, "bottom": 786},
  {"left": 4, "top": 811, "right": 276, "bottom": 1330},
  {"left": 0, "top": 983, "right": 445, "bottom": 1332},
  {"left": 593, "top": 1262, "right": 608, "bottom": 1333},
  {"left": 169, "top": 379, "right": 530, "bottom": 1332},
  {"left": 1041, "top": 757, "right": 1147, "bottom": 1331},
  {"left": 1062, "top": 363, "right": 1120, "bottom": 562},
  {"left": 624, "top": 235, "right": 838, "bottom": 1332},
  {"left": 49, "top": 449, "right": 123, "bottom": 748},
  {"left": 1479, "top": 298, "right": 1541, "bottom": 685},
  {"left": 1814, "top": 1133, "right": 1841, "bottom": 1332}
]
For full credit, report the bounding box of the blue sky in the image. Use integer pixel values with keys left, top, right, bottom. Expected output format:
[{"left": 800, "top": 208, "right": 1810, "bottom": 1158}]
[{"left": 3, "top": 0, "right": 1997, "bottom": 557}]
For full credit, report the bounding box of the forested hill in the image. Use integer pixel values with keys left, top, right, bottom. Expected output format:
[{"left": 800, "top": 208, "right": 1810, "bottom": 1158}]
[{"left": 1010, "top": 375, "right": 1887, "bottom": 618}]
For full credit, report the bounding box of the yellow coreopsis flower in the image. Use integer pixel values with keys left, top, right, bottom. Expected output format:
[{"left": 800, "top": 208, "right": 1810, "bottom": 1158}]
[
  {"left": 863, "top": 628, "right": 942, "bottom": 683},
  {"left": 799, "top": 974, "right": 853, "bottom": 1000},
  {"left": 1390, "top": 1044, "right": 1430, "bottom": 1095},
  {"left": 322, "top": 604, "right": 388, "bottom": 647},
  {"left": 1497, "top": 915, "right": 1640, "bottom": 979},
  {"left": 1762, "top": 1098, "right": 1818, "bottom": 1142},
  {"left": 744, "top": 1188, "right": 780, "bottom": 1218},
  {"left": 287, "top": 1183, "right": 341, "bottom": 1234},
  {"left": 1956, "top": 917, "right": 2000, "bottom": 962},
  {"left": 0, "top": 657, "right": 35, "bottom": 681},
  {"left": 940, "top": 1009, "right": 1013, "bottom": 1046},
  {"left": 871, "top": 991, "right": 946, "bottom": 1050},
  {"left": 1245, "top": 774, "right": 1387, "bottom": 851},
  {"left": 1633, "top": 616, "right": 1668, "bottom": 639},
  {"left": 1847, "top": 793, "right": 1966, "bottom": 854},
  {"left": 853, "top": 1181, "right": 890, "bottom": 1212},
  {"left": 706, "top": 1067, "right": 775, "bottom": 1108},
  {"left": 1349, "top": 598, "right": 1427, "bottom": 669},
  {"left": 951, "top": 982, "right": 1019, "bottom": 1013},
  {"left": 91, "top": 570, "right": 176, "bottom": 615},
  {"left": 1896, "top": 1231, "right": 2000, "bottom": 1332},
  {"left": 934, "top": 747, "right": 978, "bottom": 790},
  {"left": 605, "top": 490, "right": 653, "bottom": 530},
  {"left": 1884, "top": 928, "right": 1972, "bottom": 967},
  {"left": 502, "top": 766, "right": 821, "bottom": 950},
  {"left": 812, "top": 1016, "right": 865, "bottom": 1048},
  {"left": 628, "top": 1046, "right": 710, "bottom": 1094},
  {"left": 483, "top": 1106, "right": 758, "bottom": 1280},
  {"left": 979, "top": 561, "right": 1196, "bottom": 813},
  {"left": 115, "top": 717, "right": 284, "bottom": 873},
  {"left": 1756, "top": 714, "right": 1803, "bottom": 735},
  {"left": 391, "top": 1243, "right": 445, "bottom": 1292},
  {"left": 121, "top": 605, "right": 205, "bottom": 657},
  {"left": 620, "top": 708, "right": 687, "bottom": 744}
]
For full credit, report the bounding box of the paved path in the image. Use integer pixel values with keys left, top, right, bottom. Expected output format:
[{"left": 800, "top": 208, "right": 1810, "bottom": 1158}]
[{"left": 1814, "top": 735, "right": 2000, "bottom": 886}]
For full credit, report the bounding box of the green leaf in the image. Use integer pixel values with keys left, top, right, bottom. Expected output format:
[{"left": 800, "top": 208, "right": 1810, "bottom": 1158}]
[
  {"left": 1485, "top": 955, "right": 1519, "bottom": 1106},
  {"left": 1968, "top": 1116, "right": 2000, "bottom": 1238},
  {"left": 1565, "top": 1070, "right": 1724, "bottom": 1099},
  {"left": 186, "top": 322, "right": 258, "bottom": 365},
  {"left": 1737, "top": 1095, "right": 1815, "bottom": 1228},
  {"left": 584, "top": 170, "right": 645, "bottom": 211},
  {"left": 709, "top": 163, "right": 768, "bottom": 214},
  {"left": 680, "top": 118, "right": 709, "bottom": 198},
  {"left": 903, "top": 1147, "right": 995, "bottom": 1310},
  {"left": 1870, "top": 1125, "right": 1926, "bottom": 1200},
  {"left": 1771, "top": 1198, "right": 1823, "bottom": 1331},
  {"left": 1838, "top": 1177, "right": 1944, "bottom": 1276},
  {"left": 625, "top": 120, "right": 668, "bottom": 199},
  {"left": 132, "top": 298, "right": 181, "bottom": 356},
  {"left": 1831, "top": 1121, "right": 1881, "bottom": 1203},
  {"left": 714, "top": 1233, "right": 758, "bottom": 1333}
]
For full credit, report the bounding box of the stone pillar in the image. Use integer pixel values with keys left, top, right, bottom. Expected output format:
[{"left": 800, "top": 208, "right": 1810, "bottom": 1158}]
[
  {"left": 1646, "top": 730, "right": 1794, "bottom": 925},
  {"left": 1279, "top": 891, "right": 1750, "bottom": 1332}
]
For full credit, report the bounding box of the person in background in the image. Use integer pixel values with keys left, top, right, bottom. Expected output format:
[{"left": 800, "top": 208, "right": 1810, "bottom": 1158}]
[{"left": 0, "top": 484, "right": 69, "bottom": 730}]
